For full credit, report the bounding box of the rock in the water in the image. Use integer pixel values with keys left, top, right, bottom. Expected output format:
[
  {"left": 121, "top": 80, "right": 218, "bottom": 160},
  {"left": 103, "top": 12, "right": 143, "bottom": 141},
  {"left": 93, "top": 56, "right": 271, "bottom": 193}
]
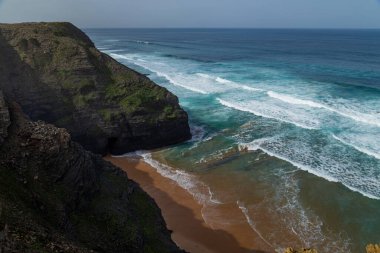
[
  {"left": 284, "top": 248, "right": 318, "bottom": 253},
  {"left": 367, "top": 244, "right": 380, "bottom": 253},
  {"left": 0, "top": 22, "right": 191, "bottom": 155}
]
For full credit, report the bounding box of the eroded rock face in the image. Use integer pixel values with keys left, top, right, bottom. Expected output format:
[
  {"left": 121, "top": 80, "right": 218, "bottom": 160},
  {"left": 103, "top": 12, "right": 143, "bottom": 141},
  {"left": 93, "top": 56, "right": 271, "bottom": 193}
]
[
  {"left": 0, "top": 22, "right": 191, "bottom": 155},
  {"left": 0, "top": 99, "right": 184, "bottom": 253},
  {"left": 0, "top": 91, "right": 10, "bottom": 145}
]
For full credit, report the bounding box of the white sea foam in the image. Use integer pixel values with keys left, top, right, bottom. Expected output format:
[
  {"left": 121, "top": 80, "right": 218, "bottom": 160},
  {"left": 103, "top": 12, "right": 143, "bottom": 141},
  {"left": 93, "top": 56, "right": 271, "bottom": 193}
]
[
  {"left": 274, "top": 171, "right": 351, "bottom": 252},
  {"left": 111, "top": 53, "right": 211, "bottom": 94},
  {"left": 137, "top": 152, "right": 208, "bottom": 203},
  {"left": 129, "top": 151, "right": 224, "bottom": 207},
  {"left": 235, "top": 167, "right": 352, "bottom": 252},
  {"left": 190, "top": 124, "right": 206, "bottom": 142},
  {"left": 104, "top": 39, "right": 120, "bottom": 42},
  {"left": 240, "top": 85, "right": 264, "bottom": 92},
  {"left": 216, "top": 77, "right": 263, "bottom": 92},
  {"left": 197, "top": 73, "right": 263, "bottom": 92},
  {"left": 332, "top": 134, "right": 380, "bottom": 160},
  {"left": 111, "top": 53, "right": 248, "bottom": 94},
  {"left": 237, "top": 201, "right": 275, "bottom": 249},
  {"left": 155, "top": 71, "right": 210, "bottom": 94},
  {"left": 278, "top": 173, "right": 325, "bottom": 246},
  {"left": 217, "top": 98, "right": 319, "bottom": 130},
  {"left": 215, "top": 77, "right": 232, "bottom": 84},
  {"left": 196, "top": 146, "right": 239, "bottom": 165},
  {"left": 239, "top": 139, "right": 339, "bottom": 183},
  {"left": 203, "top": 134, "right": 217, "bottom": 142},
  {"left": 268, "top": 91, "right": 324, "bottom": 108},
  {"left": 111, "top": 53, "right": 265, "bottom": 96},
  {"left": 240, "top": 137, "right": 380, "bottom": 200},
  {"left": 208, "top": 187, "right": 223, "bottom": 204},
  {"left": 187, "top": 125, "right": 208, "bottom": 150},
  {"left": 110, "top": 53, "right": 141, "bottom": 62},
  {"left": 268, "top": 91, "right": 380, "bottom": 127},
  {"left": 195, "top": 73, "right": 213, "bottom": 79},
  {"left": 135, "top": 40, "right": 150, "bottom": 44}
]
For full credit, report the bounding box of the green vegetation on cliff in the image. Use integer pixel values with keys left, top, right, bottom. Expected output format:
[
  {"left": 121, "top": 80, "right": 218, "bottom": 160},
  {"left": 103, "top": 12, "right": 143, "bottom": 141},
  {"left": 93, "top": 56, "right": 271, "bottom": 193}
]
[
  {"left": 0, "top": 22, "right": 189, "bottom": 253},
  {"left": 0, "top": 22, "right": 191, "bottom": 155}
]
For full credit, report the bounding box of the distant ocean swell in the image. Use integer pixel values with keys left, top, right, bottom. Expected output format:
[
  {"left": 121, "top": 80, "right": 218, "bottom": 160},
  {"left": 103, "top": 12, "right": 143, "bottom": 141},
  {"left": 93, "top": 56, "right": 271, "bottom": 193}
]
[
  {"left": 110, "top": 52, "right": 380, "bottom": 154},
  {"left": 89, "top": 28, "right": 380, "bottom": 252},
  {"left": 110, "top": 51, "right": 380, "bottom": 201},
  {"left": 111, "top": 51, "right": 380, "bottom": 128}
]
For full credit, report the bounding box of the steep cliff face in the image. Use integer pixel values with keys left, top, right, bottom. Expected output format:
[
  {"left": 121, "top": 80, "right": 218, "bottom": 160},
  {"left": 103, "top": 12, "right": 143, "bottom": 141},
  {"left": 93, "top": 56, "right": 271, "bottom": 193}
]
[
  {"left": 0, "top": 91, "right": 10, "bottom": 144},
  {"left": 0, "top": 22, "right": 191, "bottom": 155},
  {"left": 0, "top": 92, "right": 184, "bottom": 253}
]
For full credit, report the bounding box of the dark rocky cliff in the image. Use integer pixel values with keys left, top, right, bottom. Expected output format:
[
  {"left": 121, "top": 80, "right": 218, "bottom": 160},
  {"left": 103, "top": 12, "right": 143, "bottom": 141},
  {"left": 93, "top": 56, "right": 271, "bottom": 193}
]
[
  {"left": 0, "top": 91, "right": 184, "bottom": 253},
  {"left": 0, "top": 22, "right": 191, "bottom": 155}
]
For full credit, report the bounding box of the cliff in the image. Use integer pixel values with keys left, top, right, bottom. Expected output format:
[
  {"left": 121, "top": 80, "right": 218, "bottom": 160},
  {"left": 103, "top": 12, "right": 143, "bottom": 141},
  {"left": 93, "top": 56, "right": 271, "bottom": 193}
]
[
  {"left": 0, "top": 91, "right": 10, "bottom": 144},
  {"left": 0, "top": 91, "right": 184, "bottom": 252},
  {"left": 0, "top": 22, "right": 191, "bottom": 155}
]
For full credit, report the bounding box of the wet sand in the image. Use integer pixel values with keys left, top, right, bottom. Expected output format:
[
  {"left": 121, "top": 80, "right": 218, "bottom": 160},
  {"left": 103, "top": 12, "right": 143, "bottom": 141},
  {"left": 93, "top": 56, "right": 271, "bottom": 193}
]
[{"left": 106, "top": 155, "right": 274, "bottom": 253}]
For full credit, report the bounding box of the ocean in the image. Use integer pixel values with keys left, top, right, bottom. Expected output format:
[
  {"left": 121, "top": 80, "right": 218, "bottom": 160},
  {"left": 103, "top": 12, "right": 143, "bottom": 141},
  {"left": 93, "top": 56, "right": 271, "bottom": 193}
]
[{"left": 85, "top": 28, "right": 380, "bottom": 252}]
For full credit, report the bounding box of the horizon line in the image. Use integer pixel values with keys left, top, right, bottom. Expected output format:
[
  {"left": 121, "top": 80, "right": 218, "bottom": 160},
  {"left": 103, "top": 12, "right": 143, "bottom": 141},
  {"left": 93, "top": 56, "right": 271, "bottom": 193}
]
[
  {"left": 82, "top": 26, "right": 380, "bottom": 30},
  {"left": 1, "top": 21, "right": 379, "bottom": 30}
]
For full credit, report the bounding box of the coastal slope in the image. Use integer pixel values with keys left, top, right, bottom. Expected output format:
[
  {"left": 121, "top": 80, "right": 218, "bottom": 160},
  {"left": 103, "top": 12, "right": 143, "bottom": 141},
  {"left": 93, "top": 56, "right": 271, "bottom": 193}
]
[
  {"left": 0, "top": 22, "right": 191, "bottom": 155},
  {"left": 0, "top": 91, "right": 184, "bottom": 253}
]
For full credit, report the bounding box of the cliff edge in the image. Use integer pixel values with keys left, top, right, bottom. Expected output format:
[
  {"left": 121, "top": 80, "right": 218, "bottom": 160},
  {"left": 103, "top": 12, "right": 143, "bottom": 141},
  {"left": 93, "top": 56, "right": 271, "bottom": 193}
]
[
  {"left": 0, "top": 22, "right": 191, "bottom": 155},
  {"left": 0, "top": 91, "right": 184, "bottom": 252}
]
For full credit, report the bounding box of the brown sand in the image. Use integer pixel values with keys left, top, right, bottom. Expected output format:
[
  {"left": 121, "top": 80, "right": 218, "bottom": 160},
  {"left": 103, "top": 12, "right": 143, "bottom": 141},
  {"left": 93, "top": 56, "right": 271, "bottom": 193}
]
[{"left": 106, "top": 156, "right": 274, "bottom": 253}]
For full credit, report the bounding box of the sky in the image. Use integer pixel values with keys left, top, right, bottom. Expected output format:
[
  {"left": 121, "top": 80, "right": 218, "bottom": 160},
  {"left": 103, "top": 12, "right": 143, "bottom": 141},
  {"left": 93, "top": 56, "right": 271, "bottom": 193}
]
[{"left": 0, "top": 0, "right": 380, "bottom": 29}]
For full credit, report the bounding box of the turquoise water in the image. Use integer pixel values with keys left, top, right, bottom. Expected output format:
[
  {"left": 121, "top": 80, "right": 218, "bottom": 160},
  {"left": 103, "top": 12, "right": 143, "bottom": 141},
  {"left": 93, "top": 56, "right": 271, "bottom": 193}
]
[{"left": 86, "top": 29, "right": 380, "bottom": 252}]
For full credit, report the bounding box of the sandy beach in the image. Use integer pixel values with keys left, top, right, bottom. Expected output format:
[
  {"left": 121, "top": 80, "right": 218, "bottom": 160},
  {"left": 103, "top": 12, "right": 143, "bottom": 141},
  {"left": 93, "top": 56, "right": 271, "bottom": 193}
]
[{"left": 106, "top": 155, "right": 274, "bottom": 253}]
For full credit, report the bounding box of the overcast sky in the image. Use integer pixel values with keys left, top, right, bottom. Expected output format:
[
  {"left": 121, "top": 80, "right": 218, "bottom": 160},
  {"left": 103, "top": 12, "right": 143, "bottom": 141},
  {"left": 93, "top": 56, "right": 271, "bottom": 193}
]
[{"left": 0, "top": 0, "right": 380, "bottom": 28}]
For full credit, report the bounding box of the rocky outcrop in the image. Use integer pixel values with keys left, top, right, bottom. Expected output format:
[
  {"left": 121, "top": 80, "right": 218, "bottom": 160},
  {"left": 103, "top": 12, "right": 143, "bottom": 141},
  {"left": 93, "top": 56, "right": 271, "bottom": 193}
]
[
  {"left": 367, "top": 244, "right": 380, "bottom": 253},
  {"left": 284, "top": 248, "right": 317, "bottom": 253},
  {"left": 0, "top": 22, "right": 191, "bottom": 155},
  {"left": 0, "top": 94, "right": 184, "bottom": 252},
  {"left": 0, "top": 91, "right": 10, "bottom": 144}
]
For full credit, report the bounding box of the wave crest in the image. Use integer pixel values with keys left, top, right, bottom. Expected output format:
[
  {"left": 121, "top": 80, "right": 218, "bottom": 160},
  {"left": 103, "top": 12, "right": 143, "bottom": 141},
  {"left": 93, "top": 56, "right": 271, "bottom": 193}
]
[{"left": 268, "top": 91, "right": 380, "bottom": 127}]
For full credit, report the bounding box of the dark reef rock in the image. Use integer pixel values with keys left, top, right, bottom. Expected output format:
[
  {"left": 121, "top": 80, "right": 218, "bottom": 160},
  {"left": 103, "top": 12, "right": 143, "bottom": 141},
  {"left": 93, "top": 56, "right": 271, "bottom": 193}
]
[
  {"left": 0, "top": 92, "right": 184, "bottom": 252},
  {"left": 0, "top": 22, "right": 191, "bottom": 155}
]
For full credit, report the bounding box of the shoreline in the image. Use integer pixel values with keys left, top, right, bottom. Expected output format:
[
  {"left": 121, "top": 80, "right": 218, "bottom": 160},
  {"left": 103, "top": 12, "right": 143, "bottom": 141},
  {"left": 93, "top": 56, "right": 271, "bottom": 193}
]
[{"left": 105, "top": 155, "right": 274, "bottom": 253}]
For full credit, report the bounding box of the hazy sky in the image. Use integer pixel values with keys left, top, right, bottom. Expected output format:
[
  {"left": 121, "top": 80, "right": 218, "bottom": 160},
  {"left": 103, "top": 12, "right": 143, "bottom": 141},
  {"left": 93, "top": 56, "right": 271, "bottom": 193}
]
[{"left": 0, "top": 0, "right": 380, "bottom": 28}]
